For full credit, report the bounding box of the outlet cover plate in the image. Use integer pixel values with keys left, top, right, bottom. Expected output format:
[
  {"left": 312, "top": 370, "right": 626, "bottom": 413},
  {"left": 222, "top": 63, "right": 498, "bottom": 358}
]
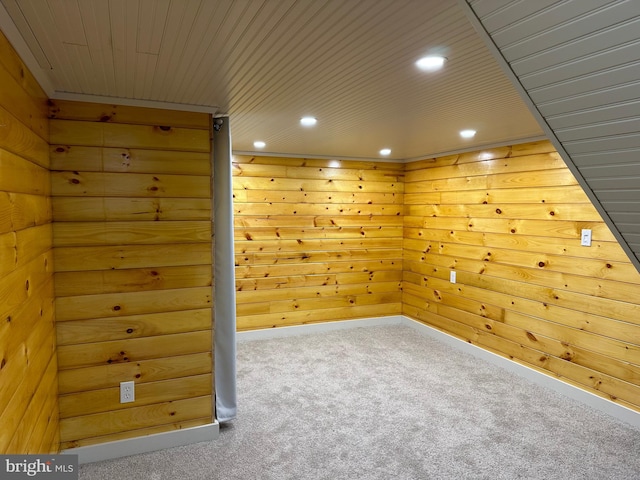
[{"left": 120, "top": 381, "right": 135, "bottom": 403}]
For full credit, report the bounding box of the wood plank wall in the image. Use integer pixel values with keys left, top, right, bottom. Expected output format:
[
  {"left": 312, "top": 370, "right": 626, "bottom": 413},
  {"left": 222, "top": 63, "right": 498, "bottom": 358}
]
[
  {"left": 233, "top": 156, "right": 404, "bottom": 329},
  {"left": 49, "top": 100, "right": 214, "bottom": 449},
  {"left": 0, "top": 31, "right": 59, "bottom": 453},
  {"left": 403, "top": 140, "right": 640, "bottom": 413}
]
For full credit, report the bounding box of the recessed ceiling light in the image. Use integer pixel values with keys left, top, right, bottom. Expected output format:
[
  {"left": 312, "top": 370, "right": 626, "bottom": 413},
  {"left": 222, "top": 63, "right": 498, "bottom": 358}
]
[
  {"left": 253, "top": 141, "right": 266, "bottom": 148},
  {"left": 380, "top": 148, "right": 391, "bottom": 156},
  {"left": 416, "top": 55, "right": 446, "bottom": 71},
  {"left": 460, "top": 129, "right": 476, "bottom": 139},
  {"left": 300, "top": 116, "right": 317, "bottom": 127}
]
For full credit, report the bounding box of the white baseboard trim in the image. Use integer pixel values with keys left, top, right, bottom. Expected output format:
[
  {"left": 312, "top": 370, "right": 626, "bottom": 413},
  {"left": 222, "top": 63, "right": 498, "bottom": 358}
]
[
  {"left": 63, "top": 422, "right": 219, "bottom": 464},
  {"left": 401, "top": 316, "right": 640, "bottom": 430},
  {"left": 238, "top": 315, "right": 639, "bottom": 430},
  {"left": 237, "top": 315, "right": 404, "bottom": 342}
]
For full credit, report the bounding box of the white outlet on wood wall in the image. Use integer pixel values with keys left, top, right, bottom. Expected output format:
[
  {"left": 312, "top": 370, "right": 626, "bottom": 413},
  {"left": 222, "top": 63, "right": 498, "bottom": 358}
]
[{"left": 120, "top": 381, "right": 135, "bottom": 403}]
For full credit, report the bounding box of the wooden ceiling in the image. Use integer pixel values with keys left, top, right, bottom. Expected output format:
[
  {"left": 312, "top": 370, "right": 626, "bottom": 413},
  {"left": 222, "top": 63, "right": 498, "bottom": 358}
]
[{"left": 0, "top": 0, "right": 543, "bottom": 160}]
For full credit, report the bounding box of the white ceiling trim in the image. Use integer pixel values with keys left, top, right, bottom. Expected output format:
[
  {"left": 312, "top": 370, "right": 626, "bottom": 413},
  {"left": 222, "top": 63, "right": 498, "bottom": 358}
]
[{"left": 51, "top": 91, "right": 220, "bottom": 115}]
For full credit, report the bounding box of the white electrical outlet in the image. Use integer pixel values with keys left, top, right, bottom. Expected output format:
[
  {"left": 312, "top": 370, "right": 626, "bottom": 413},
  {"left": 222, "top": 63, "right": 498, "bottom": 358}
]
[
  {"left": 120, "top": 381, "right": 135, "bottom": 403},
  {"left": 450, "top": 270, "right": 456, "bottom": 283},
  {"left": 581, "top": 229, "right": 592, "bottom": 247}
]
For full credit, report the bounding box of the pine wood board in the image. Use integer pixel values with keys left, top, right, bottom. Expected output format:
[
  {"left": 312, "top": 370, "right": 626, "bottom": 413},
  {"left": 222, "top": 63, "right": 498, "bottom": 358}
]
[
  {"left": 510, "top": 140, "right": 557, "bottom": 156},
  {"left": 0, "top": 231, "right": 17, "bottom": 275},
  {"left": 0, "top": 251, "right": 54, "bottom": 321},
  {"left": 238, "top": 291, "right": 401, "bottom": 316},
  {"left": 235, "top": 215, "right": 403, "bottom": 228},
  {"left": 5, "top": 355, "right": 58, "bottom": 454},
  {"left": 234, "top": 190, "right": 403, "bottom": 205},
  {"left": 234, "top": 176, "right": 403, "bottom": 194},
  {"left": 54, "top": 243, "right": 212, "bottom": 272},
  {"left": 233, "top": 162, "right": 404, "bottom": 182},
  {"left": 237, "top": 303, "right": 402, "bottom": 330},
  {"left": 404, "top": 154, "right": 469, "bottom": 171},
  {"left": 235, "top": 202, "right": 402, "bottom": 216},
  {"left": 0, "top": 279, "right": 54, "bottom": 380},
  {"left": 404, "top": 169, "right": 578, "bottom": 194},
  {"left": 404, "top": 242, "right": 640, "bottom": 305},
  {"left": 59, "top": 395, "right": 212, "bottom": 442},
  {"left": 59, "top": 374, "right": 212, "bottom": 418},
  {"left": 0, "top": 105, "right": 50, "bottom": 168},
  {"left": 53, "top": 221, "right": 211, "bottom": 246},
  {"left": 55, "top": 286, "right": 212, "bottom": 322},
  {"left": 0, "top": 31, "right": 48, "bottom": 108},
  {"left": 59, "top": 417, "right": 210, "bottom": 451},
  {"left": 409, "top": 216, "right": 616, "bottom": 241},
  {"left": 0, "top": 192, "right": 51, "bottom": 236},
  {"left": 50, "top": 119, "right": 210, "bottom": 152},
  {"left": 236, "top": 281, "right": 401, "bottom": 303},
  {"left": 404, "top": 146, "right": 529, "bottom": 171},
  {"left": 403, "top": 228, "right": 630, "bottom": 262},
  {"left": 26, "top": 396, "right": 58, "bottom": 454},
  {"left": 404, "top": 240, "right": 639, "bottom": 283},
  {"left": 57, "top": 330, "right": 212, "bottom": 369},
  {"left": 504, "top": 310, "right": 640, "bottom": 368},
  {"left": 403, "top": 141, "right": 555, "bottom": 172},
  {"left": 234, "top": 226, "right": 403, "bottom": 241},
  {"left": 236, "top": 259, "right": 401, "bottom": 279},
  {"left": 0, "top": 62, "right": 48, "bottom": 142},
  {"left": 38, "top": 401, "right": 60, "bottom": 454},
  {"left": 0, "top": 148, "right": 50, "bottom": 195},
  {"left": 236, "top": 248, "right": 402, "bottom": 266},
  {"left": 0, "top": 223, "right": 52, "bottom": 277},
  {"left": 0, "top": 332, "right": 56, "bottom": 452},
  {"left": 50, "top": 146, "right": 210, "bottom": 175},
  {"left": 0, "top": 280, "right": 55, "bottom": 391},
  {"left": 57, "top": 309, "right": 212, "bottom": 346},
  {"left": 55, "top": 265, "right": 212, "bottom": 297},
  {"left": 233, "top": 155, "right": 405, "bottom": 171},
  {"left": 58, "top": 352, "right": 212, "bottom": 394},
  {"left": 52, "top": 196, "right": 211, "bottom": 222},
  {"left": 441, "top": 185, "right": 589, "bottom": 205},
  {"left": 235, "top": 237, "right": 403, "bottom": 253},
  {"left": 405, "top": 203, "right": 602, "bottom": 222},
  {"left": 405, "top": 185, "right": 592, "bottom": 206},
  {"left": 48, "top": 100, "right": 210, "bottom": 129},
  {"left": 404, "top": 153, "right": 566, "bottom": 183},
  {"left": 402, "top": 279, "right": 505, "bottom": 322},
  {"left": 51, "top": 171, "right": 210, "bottom": 198},
  {"left": 235, "top": 270, "right": 402, "bottom": 292}
]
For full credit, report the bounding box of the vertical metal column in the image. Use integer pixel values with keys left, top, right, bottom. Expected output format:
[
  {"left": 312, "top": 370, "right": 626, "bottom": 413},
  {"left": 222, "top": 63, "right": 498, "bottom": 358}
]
[{"left": 212, "top": 116, "right": 237, "bottom": 422}]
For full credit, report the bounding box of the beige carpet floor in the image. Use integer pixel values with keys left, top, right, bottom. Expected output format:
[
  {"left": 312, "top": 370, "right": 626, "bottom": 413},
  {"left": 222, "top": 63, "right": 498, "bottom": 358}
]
[{"left": 79, "top": 325, "right": 640, "bottom": 479}]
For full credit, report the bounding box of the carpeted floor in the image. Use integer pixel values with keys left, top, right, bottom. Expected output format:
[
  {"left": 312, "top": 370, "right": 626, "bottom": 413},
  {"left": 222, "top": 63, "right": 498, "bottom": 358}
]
[{"left": 79, "top": 325, "right": 640, "bottom": 479}]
